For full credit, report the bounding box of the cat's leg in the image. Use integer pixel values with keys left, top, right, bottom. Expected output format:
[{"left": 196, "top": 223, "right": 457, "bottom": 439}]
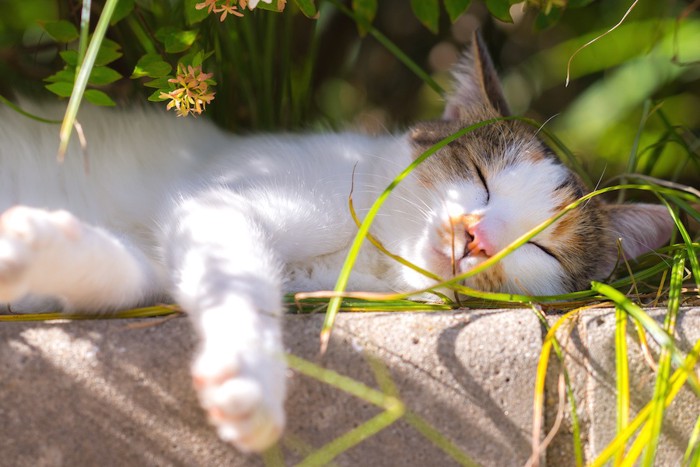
[
  {"left": 163, "top": 192, "right": 286, "bottom": 452},
  {"left": 0, "top": 206, "right": 159, "bottom": 312}
]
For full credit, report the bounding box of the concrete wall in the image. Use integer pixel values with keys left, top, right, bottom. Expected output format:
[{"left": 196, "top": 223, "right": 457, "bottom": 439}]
[{"left": 1, "top": 307, "right": 698, "bottom": 466}]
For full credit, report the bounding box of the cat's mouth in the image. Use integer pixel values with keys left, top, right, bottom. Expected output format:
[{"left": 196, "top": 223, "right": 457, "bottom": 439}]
[{"left": 430, "top": 239, "right": 490, "bottom": 277}]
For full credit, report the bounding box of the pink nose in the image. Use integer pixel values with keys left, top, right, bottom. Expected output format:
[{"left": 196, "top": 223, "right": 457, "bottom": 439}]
[{"left": 466, "top": 223, "right": 496, "bottom": 257}]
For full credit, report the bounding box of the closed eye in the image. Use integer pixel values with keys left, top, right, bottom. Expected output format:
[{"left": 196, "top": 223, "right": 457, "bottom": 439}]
[
  {"left": 529, "top": 241, "right": 558, "bottom": 261},
  {"left": 474, "top": 165, "right": 490, "bottom": 202}
]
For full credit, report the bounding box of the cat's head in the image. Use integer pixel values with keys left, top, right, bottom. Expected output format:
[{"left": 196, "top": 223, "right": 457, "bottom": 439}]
[{"left": 396, "top": 33, "right": 673, "bottom": 296}]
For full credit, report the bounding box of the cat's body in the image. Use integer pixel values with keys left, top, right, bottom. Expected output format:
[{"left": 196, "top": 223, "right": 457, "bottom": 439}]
[
  {"left": 0, "top": 37, "right": 673, "bottom": 452},
  {"left": 0, "top": 108, "right": 408, "bottom": 298}
]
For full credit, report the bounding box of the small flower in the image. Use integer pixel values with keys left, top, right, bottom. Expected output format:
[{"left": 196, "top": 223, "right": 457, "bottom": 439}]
[
  {"left": 214, "top": 0, "right": 244, "bottom": 21},
  {"left": 195, "top": 0, "right": 218, "bottom": 14},
  {"left": 161, "top": 64, "right": 216, "bottom": 117},
  {"left": 192, "top": 0, "right": 285, "bottom": 22}
]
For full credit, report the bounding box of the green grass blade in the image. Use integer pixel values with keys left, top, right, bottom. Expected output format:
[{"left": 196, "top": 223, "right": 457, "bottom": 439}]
[
  {"left": 0, "top": 305, "right": 181, "bottom": 321},
  {"left": 590, "top": 283, "right": 675, "bottom": 359},
  {"left": 617, "top": 99, "right": 651, "bottom": 203},
  {"left": 530, "top": 307, "right": 584, "bottom": 465},
  {"left": 286, "top": 354, "right": 404, "bottom": 466},
  {"left": 57, "top": 0, "right": 120, "bottom": 160},
  {"left": 641, "top": 251, "right": 685, "bottom": 466},
  {"left": 77, "top": 0, "right": 91, "bottom": 67},
  {"left": 615, "top": 306, "right": 630, "bottom": 465},
  {"left": 667, "top": 194, "right": 700, "bottom": 224},
  {"left": 125, "top": 15, "right": 156, "bottom": 54},
  {"left": 365, "top": 354, "right": 478, "bottom": 466},
  {"left": 296, "top": 408, "right": 403, "bottom": 467},
  {"left": 530, "top": 306, "right": 584, "bottom": 466},
  {"left": 403, "top": 412, "right": 479, "bottom": 467},
  {"left": 262, "top": 443, "right": 285, "bottom": 467},
  {"left": 655, "top": 108, "right": 700, "bottom": 172},
  {"left": 658, "top": 196, "right": 700, "bottom": 291},
  {"left": 281, "top": 432, "right": 340, "bottom": 467},
  {"left": 684, "top": 415, "right": 700, "bottom": 465},
  {"left": 594, "top": 280, "right": 700, "bottom": 392},
  {"left": 286, "top": 353, "right": 402, "bottom": 410},
  {"left": 590, "top": 336, "right": 700, "bottom": 467},
  {"left": 327, "top": 0, "right": 444, "bottom": 96},
  {"left": 348, "top": 188, "right": 443, "bottom": 282},
  {"left": 0, "top": 95, "right": 62, "bottom": 124}
]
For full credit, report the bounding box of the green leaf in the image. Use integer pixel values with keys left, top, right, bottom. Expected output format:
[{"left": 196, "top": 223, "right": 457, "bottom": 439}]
[
  {"left": 191, "top": 51, "right": 204, "bottom": 68},
  {"left": 156, "top": 27, "right": 198, "bottom": 53},
  {"left": 84, "top": 89, "right": 116, "bottom": 106},
  {"left": 179, "top": 48, "right": 214, "bottom": 67},
  {"left": 62, "top": 43, "right": 119, "bottom": 68},
  {"left": 352, "top": 0, "right": 377, "bottom": 36},
  {"left": 143, "top": 76, "right": 173, "bottom": 88},
  {"left": 256, "top": 0, "right": 287, "bottom": 12},
  {"left": 155, "top": 26, "right": 177, "bottom": 43},
  {"left": 88, "top": 66, "right": 122, "bottom": 86},
  {"left": 132, "top": 53, "right": 173, "bottom": 78},
  {"left": 444, "top": 0, "right": 472, "bottom": 22},
  {"left": 110, "top": 0, "right": 135, "bottom": 25},
  {"left": 40, "top": 20, "right": 79, "bottom": 43},
  {"left": 45, "top": 68, "right": 76, "bottom": 84},
  {"left": 411, "top": 0, "right": 439, "bottom": 34},
  {"left": 99, "top": 37, "right": 122, "bottom": 52},
  {"left": 45, "top": 81, "right": 75, "bottom": 97},
  {"left": 95, "top": 38, "right": 123, "bottom": 66},
  {"left": 294, "top": 0, "right": 317, "bottom": 17},
  {"left": 60, "top": 50, "right": 79, "bottom": 67},
  {"left": 185, "top": 0, "right": 210, "bottom": 24},
  {"left": 148, "top": 89, "right": 168, "bottom": 102},
  {"left": 485, "top": 0, "right": 514, "bottom": 22}
]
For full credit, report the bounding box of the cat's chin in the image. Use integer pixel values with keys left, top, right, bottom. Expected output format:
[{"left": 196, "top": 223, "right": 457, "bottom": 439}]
[{"left": 456, "top": 253, "right": 489, "bottom": 274}]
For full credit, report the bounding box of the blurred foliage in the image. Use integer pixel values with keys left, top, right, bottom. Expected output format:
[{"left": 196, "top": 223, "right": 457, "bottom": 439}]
[{"left": 0, "top": 0, "right": 698, "bottom": 187}]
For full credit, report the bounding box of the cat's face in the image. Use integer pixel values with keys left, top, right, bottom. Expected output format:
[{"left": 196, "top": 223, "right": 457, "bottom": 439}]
[
  {"left": 394, "top": 34, "right": 673, "bottom": 296},
  {"left": 403, "top": 117, "right": 605, "bottom": 295}
]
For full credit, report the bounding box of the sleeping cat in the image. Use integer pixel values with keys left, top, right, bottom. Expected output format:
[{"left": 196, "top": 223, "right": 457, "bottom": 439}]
[{"left": 0, "top": 35, "right": 672, "bottom": 452}]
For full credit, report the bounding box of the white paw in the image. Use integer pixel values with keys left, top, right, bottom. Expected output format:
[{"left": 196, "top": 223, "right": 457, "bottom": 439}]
[
  {"left": 0, "top": 206, "right": 81, "bottom": 302},
  {"left": 193, "top": 347, "right": 286, "bottom": 452}
]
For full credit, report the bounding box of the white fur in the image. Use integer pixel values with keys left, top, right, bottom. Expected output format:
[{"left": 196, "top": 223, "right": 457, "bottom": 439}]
[{"left": 0, "top": 104, "right": 419, "bottom": 451}]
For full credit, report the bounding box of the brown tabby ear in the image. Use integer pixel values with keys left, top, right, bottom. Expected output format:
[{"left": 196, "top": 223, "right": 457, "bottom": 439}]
[
  {"left": 443, "top": 31, "right": 511, "bottom": 120},
  {"left": 603, "top": 203, "right": 674, "bottom": 261}
]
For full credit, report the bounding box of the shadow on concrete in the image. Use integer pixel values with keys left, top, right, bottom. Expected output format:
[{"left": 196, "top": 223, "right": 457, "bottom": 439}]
[{"left": 0, "top": 309, "right": 543, "bottom": 466}]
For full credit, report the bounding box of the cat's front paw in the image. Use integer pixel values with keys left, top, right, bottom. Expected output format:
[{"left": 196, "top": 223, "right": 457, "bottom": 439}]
[
  {"left": 0, "top": 207, "right": 81, "bottom": 301},
  {"left": 192, "top": 347, "right": 286, "bottom": 452},
  {"left": 0, "top": 209, "right": 34, "bottom": 300}
]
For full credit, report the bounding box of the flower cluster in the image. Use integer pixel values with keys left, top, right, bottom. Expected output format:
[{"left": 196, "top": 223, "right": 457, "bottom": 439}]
[
  {"left": 159, "top": 64, "right": 216, "bottom": 117},
  {"left": 195, "top": 0, "right": 279, "bottom": 21}
]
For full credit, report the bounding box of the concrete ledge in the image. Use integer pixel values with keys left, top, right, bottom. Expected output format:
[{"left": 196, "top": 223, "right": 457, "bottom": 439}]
[{"left": 1, "top": 307, "right": 698, "bottom": 466}]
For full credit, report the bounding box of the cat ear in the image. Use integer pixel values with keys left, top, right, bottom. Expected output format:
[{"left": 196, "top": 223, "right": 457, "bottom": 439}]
[
  {"left": 443, "top": 31, "right": 511, "bottom": 121},
  {"left": 603, "top": 203, "right": 675, "bottom": 261}
]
